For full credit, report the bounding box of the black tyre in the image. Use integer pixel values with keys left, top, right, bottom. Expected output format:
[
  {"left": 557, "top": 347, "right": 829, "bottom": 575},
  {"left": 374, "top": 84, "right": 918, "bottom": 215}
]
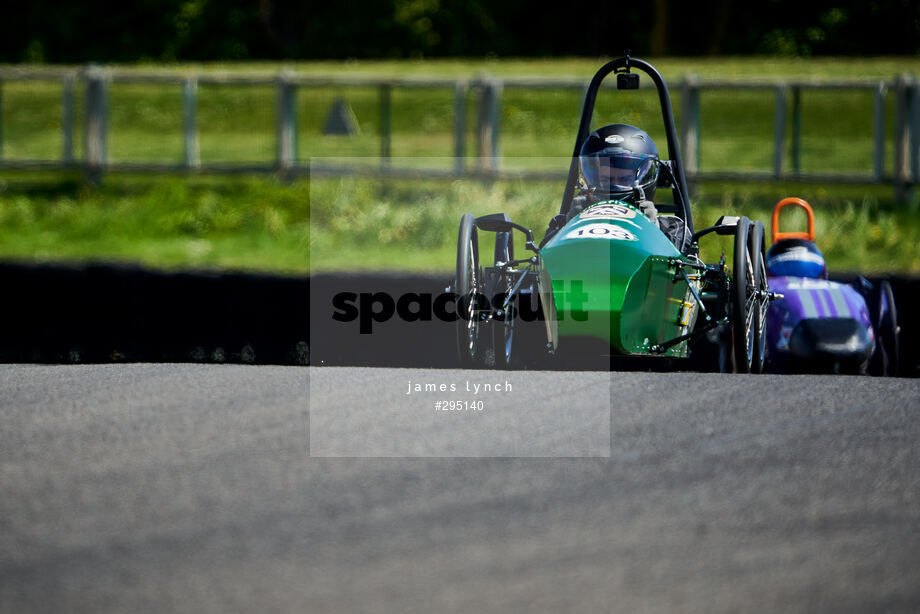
[
  {"left": 492, "top": 231, "right": 515, "bottom": 369},
  {"left": 455, "top": 213, "right": 483, "bottom": 368},
  {"left": 731, "top": 216, "right": 759, "bottom": 373},
  {"left": 748, "top": 220, "right": 768, "bottom": 373},
  {"left": 869, "top": 281, "right": 899, "bottom": 377}
]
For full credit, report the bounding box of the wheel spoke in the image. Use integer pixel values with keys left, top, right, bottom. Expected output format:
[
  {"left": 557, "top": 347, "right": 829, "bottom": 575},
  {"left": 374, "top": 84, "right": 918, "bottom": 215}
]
[
  {"left": 466, "top": 244, "right": 478, "bottom": 353},
  {"left": 745, "top": 294, "right": 757, "bottom": 313}
]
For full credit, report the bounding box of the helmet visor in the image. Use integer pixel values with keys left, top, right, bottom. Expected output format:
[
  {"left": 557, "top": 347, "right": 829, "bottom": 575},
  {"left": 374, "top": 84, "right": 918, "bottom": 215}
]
[{"left": 581, "top": 153, "right": 659, "bottom": 192}]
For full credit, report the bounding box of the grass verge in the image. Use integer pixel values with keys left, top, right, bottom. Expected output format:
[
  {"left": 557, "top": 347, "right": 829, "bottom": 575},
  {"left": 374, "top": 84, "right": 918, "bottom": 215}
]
[{"left": 1, "top": 172, "right": 916, "bottom": 274}]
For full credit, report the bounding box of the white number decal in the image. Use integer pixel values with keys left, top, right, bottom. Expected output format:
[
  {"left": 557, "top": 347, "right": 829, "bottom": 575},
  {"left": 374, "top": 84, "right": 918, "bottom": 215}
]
[{"left": 564, "top": 224, "right": 638, "bottom": 241}]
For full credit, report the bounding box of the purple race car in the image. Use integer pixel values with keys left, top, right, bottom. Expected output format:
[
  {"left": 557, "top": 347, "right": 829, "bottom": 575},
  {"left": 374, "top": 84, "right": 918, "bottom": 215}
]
[{"left": 764, "top": 198, "right": 899, "bottom": 375}]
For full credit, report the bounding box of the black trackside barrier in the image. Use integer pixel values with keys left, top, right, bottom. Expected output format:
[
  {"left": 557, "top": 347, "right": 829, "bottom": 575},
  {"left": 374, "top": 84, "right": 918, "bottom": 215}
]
[
  {"left": 310, "top": 273, "right": 457, "bottom": 368},
  {"left": 0, "top": 262, "right": 309, "bottom": 365},
  {"left": 0, "top": 262, "right": 916, "bottom": 376}
]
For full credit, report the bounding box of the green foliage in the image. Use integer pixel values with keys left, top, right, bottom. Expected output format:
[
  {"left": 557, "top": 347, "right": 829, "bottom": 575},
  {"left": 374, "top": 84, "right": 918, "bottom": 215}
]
[
  {"left": 2, "top": 0, "right": 918, "bottom": 61},
  {"left": 0, "top": 173, "right": 916, "bottom": 274},
  {"left": 690, "top": 182, "right": 920, "bottom": 273},
  {"left": 0, "top": 175, "right": 309, "bottom": 272},
  {"left": 308, "top": 177, "right": 920, "bottom": 274}
]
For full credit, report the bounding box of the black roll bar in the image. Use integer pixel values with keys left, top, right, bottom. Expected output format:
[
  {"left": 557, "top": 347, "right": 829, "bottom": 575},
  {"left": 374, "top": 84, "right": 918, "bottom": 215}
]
[{"left": 558, "top": 56, "right": 694, "bottom": 235}]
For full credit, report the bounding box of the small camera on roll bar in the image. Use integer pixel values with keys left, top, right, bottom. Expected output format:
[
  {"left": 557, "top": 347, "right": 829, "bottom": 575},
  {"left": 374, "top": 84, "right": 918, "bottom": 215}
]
[{"left": 617, "top": 73, "right": 639, "bottom": 90}]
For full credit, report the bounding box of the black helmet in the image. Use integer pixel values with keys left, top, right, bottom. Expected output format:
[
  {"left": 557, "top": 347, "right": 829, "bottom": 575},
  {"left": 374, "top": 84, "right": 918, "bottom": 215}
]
[{"left": 579, "top": 124, "right": 660, "bottom": 203}]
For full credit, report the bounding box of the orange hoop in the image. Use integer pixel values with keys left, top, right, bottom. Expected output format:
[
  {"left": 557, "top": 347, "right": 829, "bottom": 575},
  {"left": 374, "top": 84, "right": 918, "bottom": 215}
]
[{"left": 771, "top": 197, "right": 815, "bottom": 244}]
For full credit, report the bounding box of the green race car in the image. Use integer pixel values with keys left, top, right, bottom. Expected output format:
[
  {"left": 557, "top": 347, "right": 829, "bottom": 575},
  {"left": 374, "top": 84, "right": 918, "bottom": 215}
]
[{"left": 452, "top": 54, "right": 779, "bottom": 372}]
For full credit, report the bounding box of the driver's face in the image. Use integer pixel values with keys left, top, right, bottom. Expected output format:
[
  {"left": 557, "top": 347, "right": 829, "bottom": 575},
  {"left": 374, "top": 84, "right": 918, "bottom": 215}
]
[{"left": 597, "top": 163, "right": 636, "bottom": 188}]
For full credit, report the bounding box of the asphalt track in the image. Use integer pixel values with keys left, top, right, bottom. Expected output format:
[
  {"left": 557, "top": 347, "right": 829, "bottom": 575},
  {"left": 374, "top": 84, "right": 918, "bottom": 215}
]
[{"left": 1, "top": 364, "right": 919, "bottom": 613}]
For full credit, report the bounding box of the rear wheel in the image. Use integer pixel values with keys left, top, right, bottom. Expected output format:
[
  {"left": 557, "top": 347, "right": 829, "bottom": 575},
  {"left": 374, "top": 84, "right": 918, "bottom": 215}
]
[
  {"left": 455, "top": 213, "right": 483, "bottom": 368},
  {"left": 869, "top": 281, "right": 899, "bottom": 376},
  {"left": 748, "top": 220, "right": 768, "bottom": 373},
  {"left": 731, "top": 217, "right": 761, "bottom": 373},
  {"left": 492, "top": 231, "right": 516, "bottom": 369}
]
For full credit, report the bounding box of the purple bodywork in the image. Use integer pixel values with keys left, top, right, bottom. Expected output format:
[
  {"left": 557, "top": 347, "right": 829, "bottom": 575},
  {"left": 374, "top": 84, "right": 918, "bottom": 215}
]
[{"left": 765, "top": 276, "right": 875, "bottom": 373}]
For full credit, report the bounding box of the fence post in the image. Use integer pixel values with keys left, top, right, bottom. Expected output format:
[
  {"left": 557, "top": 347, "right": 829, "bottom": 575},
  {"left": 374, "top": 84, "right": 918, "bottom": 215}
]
[
  {"left": 379, "top": 83, "right": 391, "bottom": 169},
  {"left": 873, "top": 82, "right": 886, "bottom": 182},
  {"left": 183, "top": 77, "right": 200, "bottom": 170},
  {"left": 0, "top": 79, "right": 3, "bottom": 160},
  {"left": 84, "top": 64, "right": 107, "bottom": 185},
  {"left": 489, "top": 79, "right": 502, "bottom": 173},
  {"left": 773, "top": 85, "right": 787, "bottom": 179},
  {"left": 910, "top": 80, "right": 919, "bottom": 185},
  {"left": 475, "top": 79, "right": 489, "bottom": 172},
  {"left": 453, "top": 81, "right": 466, "bottom": 175},
  {"left": 791, "top": 86, "right": 802, "bottom": 174},
  {"left": 0, "top": 78, "right": 4, "bottom": 160},
  {"left": 61, "top": 75, "right": 74, "bottom": 164},
  {"left": 276, "top": 71, "right": 297, "bottom": 180},
  {"left": 894, "top": 74, "right": 910, "bottom": 201},
  {"left": 680, "top": 75, "right": 699, "bottom": 177}
]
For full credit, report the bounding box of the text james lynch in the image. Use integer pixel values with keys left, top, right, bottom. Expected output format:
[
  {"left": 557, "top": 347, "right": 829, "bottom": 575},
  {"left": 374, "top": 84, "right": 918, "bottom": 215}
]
[{"left": 407, "top": 380, "right": 512, "bottom": 395}]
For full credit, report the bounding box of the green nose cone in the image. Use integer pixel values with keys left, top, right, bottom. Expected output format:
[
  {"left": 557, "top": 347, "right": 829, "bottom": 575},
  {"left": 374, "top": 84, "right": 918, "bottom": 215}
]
[{"left": 540, "top": 201, "right": 699, "bottom": 357}]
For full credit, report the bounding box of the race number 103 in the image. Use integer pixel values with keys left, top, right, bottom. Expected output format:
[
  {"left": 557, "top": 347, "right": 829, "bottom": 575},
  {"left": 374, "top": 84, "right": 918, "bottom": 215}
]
[{"left": 435, "top": 400, "right": 484, "bottom": 411}]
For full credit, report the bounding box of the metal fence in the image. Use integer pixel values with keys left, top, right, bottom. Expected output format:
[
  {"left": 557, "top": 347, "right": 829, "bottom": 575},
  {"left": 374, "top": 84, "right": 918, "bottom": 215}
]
[{"left": 0, "top": 65, "right": 918, "bottom": 194}]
